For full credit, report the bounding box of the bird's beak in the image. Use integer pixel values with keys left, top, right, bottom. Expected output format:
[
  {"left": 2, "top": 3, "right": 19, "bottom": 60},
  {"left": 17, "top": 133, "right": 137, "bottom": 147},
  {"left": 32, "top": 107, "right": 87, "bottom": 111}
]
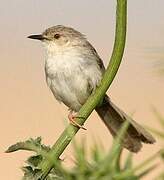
[{"left": 27, "top": 34, "right": 46, "bottom": 41}]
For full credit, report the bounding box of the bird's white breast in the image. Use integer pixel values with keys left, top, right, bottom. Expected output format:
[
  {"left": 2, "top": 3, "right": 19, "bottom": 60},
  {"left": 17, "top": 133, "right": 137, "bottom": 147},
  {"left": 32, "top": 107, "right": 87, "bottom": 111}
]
[
  {"left": 45, "top": 50, "right": 90, "bottom": 111},
  {"left": 44, "top": 44, "right": 102, "bottom": 111}
]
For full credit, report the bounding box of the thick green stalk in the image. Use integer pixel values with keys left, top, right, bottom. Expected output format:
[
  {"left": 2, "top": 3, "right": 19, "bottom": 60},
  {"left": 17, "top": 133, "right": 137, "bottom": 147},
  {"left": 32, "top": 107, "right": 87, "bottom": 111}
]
[{"left": 39, "top": 0, "right": 127, "bottom": 179}]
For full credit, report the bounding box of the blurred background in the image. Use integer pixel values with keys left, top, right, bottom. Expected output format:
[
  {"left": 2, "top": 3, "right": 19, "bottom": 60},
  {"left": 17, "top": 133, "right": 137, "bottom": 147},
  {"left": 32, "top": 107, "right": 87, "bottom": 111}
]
[{"left": 0, "top": 0, "right": 164, "bottom": 179}]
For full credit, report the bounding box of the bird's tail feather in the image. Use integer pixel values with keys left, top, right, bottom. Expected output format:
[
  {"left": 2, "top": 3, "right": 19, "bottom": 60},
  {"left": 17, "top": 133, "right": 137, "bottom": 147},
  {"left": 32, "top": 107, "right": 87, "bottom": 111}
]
[{"left": 96, "top": 95, "right": 156, "bottom": 153}]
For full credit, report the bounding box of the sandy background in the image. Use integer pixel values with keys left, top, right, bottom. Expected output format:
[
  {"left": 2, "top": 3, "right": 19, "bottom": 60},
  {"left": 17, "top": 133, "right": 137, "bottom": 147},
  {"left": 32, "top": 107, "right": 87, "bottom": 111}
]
[{"left": 1, "top": 1, "right": 164, "bottom": 179}]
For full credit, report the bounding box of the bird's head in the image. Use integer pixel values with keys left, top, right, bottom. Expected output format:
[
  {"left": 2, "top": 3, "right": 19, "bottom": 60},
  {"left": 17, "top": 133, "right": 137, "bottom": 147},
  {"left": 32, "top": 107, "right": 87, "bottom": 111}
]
[{"left": 28, "top": 25, "right": 86, "bottom": 54}]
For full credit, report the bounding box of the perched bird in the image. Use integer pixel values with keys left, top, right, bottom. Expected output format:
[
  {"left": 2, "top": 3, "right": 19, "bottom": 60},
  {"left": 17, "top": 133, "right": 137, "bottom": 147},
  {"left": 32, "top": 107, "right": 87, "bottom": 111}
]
[{"left": 28, "top": 25, "right": 155, "bottom": 152}]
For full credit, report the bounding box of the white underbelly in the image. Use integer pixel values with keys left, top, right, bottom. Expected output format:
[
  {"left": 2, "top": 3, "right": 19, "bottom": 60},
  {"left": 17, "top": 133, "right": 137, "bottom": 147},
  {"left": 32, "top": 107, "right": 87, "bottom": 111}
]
[
  {"left": 45, "top": 53, "right": 102, "bottom": 111},
  {"left": 47, "top": 72, "right": 90, "bottom": 111},
  {"left": 45, "top": 56, "right": 91, "bottom": 111}
]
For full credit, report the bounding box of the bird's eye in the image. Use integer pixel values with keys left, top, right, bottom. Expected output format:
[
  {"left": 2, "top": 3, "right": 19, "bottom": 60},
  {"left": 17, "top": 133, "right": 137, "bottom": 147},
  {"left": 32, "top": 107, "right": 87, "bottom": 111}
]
[{"left": 54, "top": 34, "right": 60, "bottom": 39}]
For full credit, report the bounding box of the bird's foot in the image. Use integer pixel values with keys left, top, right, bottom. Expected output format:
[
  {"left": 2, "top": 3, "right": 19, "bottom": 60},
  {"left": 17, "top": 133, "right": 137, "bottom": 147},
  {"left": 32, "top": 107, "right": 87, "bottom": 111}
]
[{"left": 68, "top": 111, "right": 86, "bottom": 130}]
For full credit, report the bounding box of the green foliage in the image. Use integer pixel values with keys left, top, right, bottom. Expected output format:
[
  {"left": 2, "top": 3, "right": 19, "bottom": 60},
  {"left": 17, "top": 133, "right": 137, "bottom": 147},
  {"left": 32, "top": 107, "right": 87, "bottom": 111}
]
[
  {"left": 6, "top": 137, "right": 50, "bottom": 155},
  {"left": 6, "top": 120, "right": 163, "bottom": 180},
  {"left": 146, "top": 109, "right": 164, "bottom": 180}
]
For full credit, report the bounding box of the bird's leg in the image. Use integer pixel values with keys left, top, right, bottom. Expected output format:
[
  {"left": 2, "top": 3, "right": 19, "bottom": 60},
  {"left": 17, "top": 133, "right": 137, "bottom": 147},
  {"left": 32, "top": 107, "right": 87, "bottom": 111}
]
[{"left": 68, "top": 110, "right": 87, "bottom": 130}]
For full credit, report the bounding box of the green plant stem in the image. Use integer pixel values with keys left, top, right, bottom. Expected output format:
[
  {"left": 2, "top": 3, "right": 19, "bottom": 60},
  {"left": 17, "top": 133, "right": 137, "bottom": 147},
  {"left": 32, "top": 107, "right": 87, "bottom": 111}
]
[{"left": 39, "top": 0, "right": 127, "bottom": 179}]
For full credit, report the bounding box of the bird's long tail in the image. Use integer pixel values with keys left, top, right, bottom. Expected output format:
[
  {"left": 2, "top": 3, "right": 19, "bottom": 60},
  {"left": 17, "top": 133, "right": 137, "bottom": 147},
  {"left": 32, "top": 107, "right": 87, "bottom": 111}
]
[{"left": 96, "top": 95, "right": 156, "bottom": 152}]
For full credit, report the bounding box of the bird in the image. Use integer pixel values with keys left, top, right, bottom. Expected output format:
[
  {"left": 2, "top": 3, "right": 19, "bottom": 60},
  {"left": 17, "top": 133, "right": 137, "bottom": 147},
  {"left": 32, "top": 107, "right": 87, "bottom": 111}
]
[{"left": 28, "top": 25, "right": 155, "bottom": 152}]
